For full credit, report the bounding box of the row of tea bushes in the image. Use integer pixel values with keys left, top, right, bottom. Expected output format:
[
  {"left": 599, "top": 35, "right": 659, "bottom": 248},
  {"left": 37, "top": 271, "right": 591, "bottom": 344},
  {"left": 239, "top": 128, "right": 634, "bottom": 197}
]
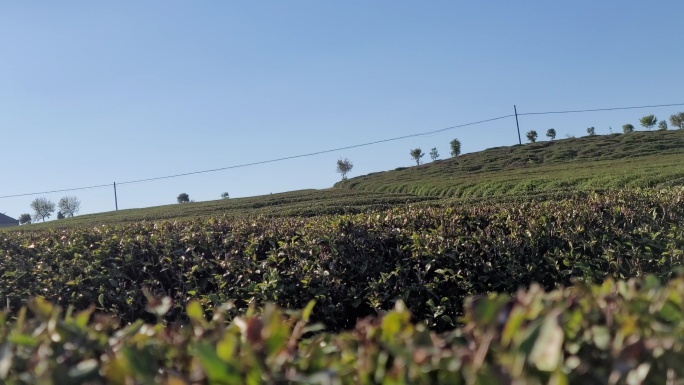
[
  {"left": 1, "top": 274, "right": 682, "bottom": 384},
  {"left": 1, "top": 188, "right": 683, "bottom": 331}
]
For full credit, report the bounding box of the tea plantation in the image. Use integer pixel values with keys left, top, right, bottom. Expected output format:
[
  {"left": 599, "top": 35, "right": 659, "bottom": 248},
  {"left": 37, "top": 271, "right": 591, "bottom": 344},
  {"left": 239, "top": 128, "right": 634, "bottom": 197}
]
[
  {"left": 2, "top": 131, "right": 684, "bottom": 384},
  {"left": 336, "top": 130, "right": 684, "bottom": 198}
]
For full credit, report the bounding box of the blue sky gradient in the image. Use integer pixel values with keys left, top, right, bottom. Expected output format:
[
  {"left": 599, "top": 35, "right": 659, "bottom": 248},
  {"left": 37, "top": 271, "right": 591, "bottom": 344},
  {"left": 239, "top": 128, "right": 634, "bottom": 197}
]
[{"left": 2, "top": 1, "right": 683, "bottom": 219}]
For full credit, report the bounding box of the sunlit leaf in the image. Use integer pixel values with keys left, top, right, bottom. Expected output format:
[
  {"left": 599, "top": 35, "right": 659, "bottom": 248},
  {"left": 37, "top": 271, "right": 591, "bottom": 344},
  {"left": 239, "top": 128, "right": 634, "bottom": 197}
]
[
  {"left": 302, "top": 300, "right": 316, "bottom": 322},
  {"left": 68, "top": 359, "right": 99, "bottom": 381},
  {"left": 186, "top": 300, "right": 205, "bottom": 325},
  {"left": 528, "top": 315, "right": 564, "bottom": 372},
  {"left": 0, "top": 343, "right": 12, "bottom": 379},
  {"left": 195, "top": 342, "right": 240, "bottom": 383}
]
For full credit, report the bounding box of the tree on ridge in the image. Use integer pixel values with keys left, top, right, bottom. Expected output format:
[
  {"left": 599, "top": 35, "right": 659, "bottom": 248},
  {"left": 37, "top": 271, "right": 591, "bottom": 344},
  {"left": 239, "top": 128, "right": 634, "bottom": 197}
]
[
  {"left": 639, "top": 115, "right": 657, "bottom": 130},
  {"left": 410, "top": 148, "right": 424, "bottom": 165},
  {"left": 546, "top": 129, "right": 556, "bottom": 140},
  {"left": 58, "top": 196, "right": 81, "bottom": 217},
  {"left": 177, "top": 193, "right": 190, "bottom": 204},
  {"left": 30, "top": 197, "right": 55, "bottom": 222},
  {"left": 336, "top": 158, "right": 354, "bottom": 180},
  {"left": 450, "top": 139, "right": 461, "bottom": 157}
]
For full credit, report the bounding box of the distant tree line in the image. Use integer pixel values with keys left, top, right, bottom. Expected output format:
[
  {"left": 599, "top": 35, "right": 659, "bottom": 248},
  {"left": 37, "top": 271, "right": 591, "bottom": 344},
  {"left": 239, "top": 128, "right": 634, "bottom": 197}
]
[
  {"left": 407, "top": 138, "right": 462, "bottom": 167},
  {"left": 174, "top": 192, "right": 230, "bottom": 204},
  {"left": 522, "top": 112, "right": 684, "bottom": 143},
  {"left": 20, "top": 196, "right": 81, "bottom": 224},
  {"left": 334, "top": 138, "right": 463, "bottom": 180}
]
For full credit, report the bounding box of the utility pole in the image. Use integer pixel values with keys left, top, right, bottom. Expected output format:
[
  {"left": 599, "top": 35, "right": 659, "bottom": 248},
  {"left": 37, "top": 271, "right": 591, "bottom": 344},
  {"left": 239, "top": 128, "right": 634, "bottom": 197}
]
[
  {"left": 113, "top": 182, "right": 118, "bottom": 211},
  {"left": 514, "top": 105, "right": 522, "bottom": 145}
]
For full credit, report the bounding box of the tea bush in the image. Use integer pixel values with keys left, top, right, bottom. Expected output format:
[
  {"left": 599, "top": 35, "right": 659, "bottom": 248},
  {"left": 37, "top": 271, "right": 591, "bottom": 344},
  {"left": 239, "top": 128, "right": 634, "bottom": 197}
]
[
  {"left": 0, "top": 273, "right": 682, "bottom": 384},
  {"left": 1, "top": 188, "right": 683, "bottom": 332}
]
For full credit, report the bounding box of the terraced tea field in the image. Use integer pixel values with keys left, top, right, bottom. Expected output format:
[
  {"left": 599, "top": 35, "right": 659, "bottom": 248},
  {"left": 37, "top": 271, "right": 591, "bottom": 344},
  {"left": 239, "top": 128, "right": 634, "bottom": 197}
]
[{"left": 2, "top": 131, "right": 684, "bottom": 383}]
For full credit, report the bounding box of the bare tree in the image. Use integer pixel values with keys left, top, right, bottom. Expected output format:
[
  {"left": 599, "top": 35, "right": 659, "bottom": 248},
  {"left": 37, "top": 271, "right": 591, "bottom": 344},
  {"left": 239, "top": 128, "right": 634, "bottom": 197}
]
[
  {"left": 30, "top": 197, "right": 55, "bottom": 222},
  {"left": 58, "top": 196, "right": 81, "bottom": 217}
]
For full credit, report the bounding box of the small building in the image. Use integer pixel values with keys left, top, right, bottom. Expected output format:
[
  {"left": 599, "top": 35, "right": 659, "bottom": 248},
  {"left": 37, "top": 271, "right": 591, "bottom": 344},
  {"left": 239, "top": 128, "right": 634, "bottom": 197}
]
[{"left": 0, "top": 213, "right": 18, "bottom": 228}]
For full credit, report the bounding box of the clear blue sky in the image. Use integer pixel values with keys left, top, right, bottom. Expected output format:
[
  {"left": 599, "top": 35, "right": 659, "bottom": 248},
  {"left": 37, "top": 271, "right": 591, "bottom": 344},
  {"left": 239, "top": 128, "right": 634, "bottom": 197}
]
[{"left": 2, "top": 1, "right": 683, "bottom": 220}]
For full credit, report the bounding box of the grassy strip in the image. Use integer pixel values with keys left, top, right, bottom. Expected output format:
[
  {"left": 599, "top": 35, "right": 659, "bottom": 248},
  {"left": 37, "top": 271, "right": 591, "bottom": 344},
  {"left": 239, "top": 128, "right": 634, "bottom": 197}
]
[{"left": 1, "top": 273, "right": 683, "bottom": 384}]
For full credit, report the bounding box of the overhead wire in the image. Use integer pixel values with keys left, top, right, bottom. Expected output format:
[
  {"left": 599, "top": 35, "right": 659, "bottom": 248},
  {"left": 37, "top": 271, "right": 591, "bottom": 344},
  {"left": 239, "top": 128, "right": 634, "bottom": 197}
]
[
  {"left": 0, "top": 113, "right": 514, "bottom": 197},
  {"left": 0, "top": 184, "right": 113, "bottom": 199},
  {"left": 518, "top": 102, "right": 684, "bottom": 116},
  {"left": 116, "top": 114, "right": 514, "bottom": 186}
]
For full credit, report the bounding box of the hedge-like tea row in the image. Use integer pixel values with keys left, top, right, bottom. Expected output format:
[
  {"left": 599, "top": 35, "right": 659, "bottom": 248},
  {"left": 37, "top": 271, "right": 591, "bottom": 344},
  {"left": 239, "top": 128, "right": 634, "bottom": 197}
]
[
  {"left": 1, "top": 188, "right": 684, "bottom": 331},
  {"left": 1, "top": 274, "right": 682, "bottom": 384}
]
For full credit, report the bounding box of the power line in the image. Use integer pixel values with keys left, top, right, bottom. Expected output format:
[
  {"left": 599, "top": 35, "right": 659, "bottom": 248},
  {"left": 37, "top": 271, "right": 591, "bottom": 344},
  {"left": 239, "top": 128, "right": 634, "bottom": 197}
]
[
  {"left": 0, "top": 115, "right": 513, "bottom": 199},
  {"left": 519, "top": 102, "right": 684, "bottom": 116},
  {"left": 2, "top": 101, "right": 683, "bottom": 200},
  {"left": 117, "top": 114, "right": 514, "bottom": 186},
  {"left": 0, "top": 112, "right": 514, "bottom": 199},
  {"left": 0, "top": 184, "right": 112, "bottom": 199}
]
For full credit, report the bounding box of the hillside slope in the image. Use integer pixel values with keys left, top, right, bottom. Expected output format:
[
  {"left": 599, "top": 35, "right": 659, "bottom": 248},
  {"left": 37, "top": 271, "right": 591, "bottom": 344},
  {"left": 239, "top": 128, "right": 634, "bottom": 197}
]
[
  {"left": 335, "top": 130, "right": 684, "bottom": 198},
  {"left": 10, "top": 131, "right": 684, "bottom": 230}
]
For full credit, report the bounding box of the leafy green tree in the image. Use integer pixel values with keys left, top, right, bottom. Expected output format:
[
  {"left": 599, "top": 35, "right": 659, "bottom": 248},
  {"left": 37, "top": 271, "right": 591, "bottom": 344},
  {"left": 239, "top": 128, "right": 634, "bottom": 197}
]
[
  {"left": 623, "top": 124, "right": 635, "bottom": 133},
  {"left": 18, "top": 213, "right": 31, "bottom": 225},
  {"left": 221, "top": 192, "right": 230, "bottom": 199},
  {"left": 410, "top": 148, "right": 424, "bottom": 165},
  {"left": 670, "top": 112, "right": 684, "bottom": 129},
  {"left": 526, "top": 130, "right": 538, "bottom": 143},
  {"left": 58, "top": 196, "right": 81, "bottom": 217},
  {"left": 586, "top": 127, "right": 595, "bottom": 136},
  {"left": 546, "top": 128, "right": 556, "bottom": 140},
  {"left": 57, "top": 211, "right": 65, "bottom": 220},
  {"left": 658, "top": 120, "right": 668, "bottom": 131},
  {"left": 429, "top": 147, "right": 439, "bottom": 161},
  {"left": 639, "top": 115, "right": 657, "bottom": 130},
  {"left": 450, "top": 139, "right": 461, "bottom": 157},
  {"left": 177, "top": 193, "right": 190, "bottom": 204},
  {"left": 336, "top": 158, "right": 353, "bottom": 180},
  {"left": 30, "top": 197, "right": 55, "bottom": 222}
]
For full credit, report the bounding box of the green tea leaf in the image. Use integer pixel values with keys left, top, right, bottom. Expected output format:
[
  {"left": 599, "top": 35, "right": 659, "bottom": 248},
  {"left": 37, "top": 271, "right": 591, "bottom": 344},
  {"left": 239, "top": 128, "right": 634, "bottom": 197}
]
[
  {"left": 8, "top": 334, "right": 38, "bottom": 347},
  {"left": 302, "top": 300, "right": 316, "bottom": 322},
  {"left": 28, "top": 297, "right": 53, "bottom": 320},
  {"left": 195, "top": 342, "right": 240, "bottom": 383},
  {"left": 186, "top": 300, "right": 205, "bottom": 325}
]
